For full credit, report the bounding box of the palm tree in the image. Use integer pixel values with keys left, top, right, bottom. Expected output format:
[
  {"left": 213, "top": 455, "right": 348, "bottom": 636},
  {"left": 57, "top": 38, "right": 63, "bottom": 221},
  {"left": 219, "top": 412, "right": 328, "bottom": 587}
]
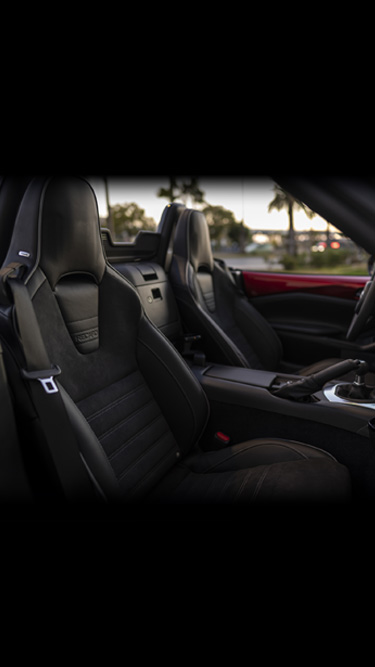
[
  {"left": 268, "top": 184, "right": 315, "bottom": 256},
  {"left": 157, "top": 177, "right": 205, "bottom": 207}
]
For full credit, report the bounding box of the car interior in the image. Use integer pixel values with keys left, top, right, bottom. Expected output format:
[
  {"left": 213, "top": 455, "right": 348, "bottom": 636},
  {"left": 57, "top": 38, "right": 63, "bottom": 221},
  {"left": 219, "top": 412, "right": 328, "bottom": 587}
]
[{"left": 1, "top": 174, "right": 375, "bottom": 518}]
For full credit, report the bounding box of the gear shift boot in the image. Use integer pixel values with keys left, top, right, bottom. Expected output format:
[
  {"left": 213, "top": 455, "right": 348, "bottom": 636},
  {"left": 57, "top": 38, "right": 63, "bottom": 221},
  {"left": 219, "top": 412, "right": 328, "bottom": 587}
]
[{"left": 335, "top": 360, "right": 375, "bottom": 401}]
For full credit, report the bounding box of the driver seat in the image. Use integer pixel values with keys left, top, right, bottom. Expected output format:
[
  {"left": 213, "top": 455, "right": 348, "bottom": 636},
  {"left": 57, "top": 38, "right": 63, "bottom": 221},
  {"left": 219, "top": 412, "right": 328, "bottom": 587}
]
[{"left": 169, "top": 208, "right": 340, "bottom": 375}]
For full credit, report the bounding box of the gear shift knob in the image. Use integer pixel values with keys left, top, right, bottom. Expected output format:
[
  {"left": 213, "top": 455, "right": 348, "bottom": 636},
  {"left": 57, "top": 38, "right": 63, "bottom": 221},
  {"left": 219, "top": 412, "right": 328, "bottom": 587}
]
[{"left": 353, "top": 360, "right": 369, "bottom": 387}]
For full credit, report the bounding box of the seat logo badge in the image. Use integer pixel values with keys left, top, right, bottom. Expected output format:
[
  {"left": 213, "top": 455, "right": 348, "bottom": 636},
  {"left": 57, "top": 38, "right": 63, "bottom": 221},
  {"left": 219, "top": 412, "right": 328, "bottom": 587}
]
[
  {"left": 18, "top": 250, "right": 30, "bottom": 257},
  {"left": 73, "top": 329, "right": 98, "bottom": 344}
]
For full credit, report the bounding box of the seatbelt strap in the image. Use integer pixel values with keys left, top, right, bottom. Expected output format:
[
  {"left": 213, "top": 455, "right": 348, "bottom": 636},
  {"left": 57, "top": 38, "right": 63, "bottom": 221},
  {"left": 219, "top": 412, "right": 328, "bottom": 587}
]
[
  {"left": 215, "top": 258, "right": 246, "bottom": 296},
  {"left": 1, "top": 264, "right": 99, "bottom": 503},
  {"left": 0, "top": 338, "right": 34, "bottom": 501}
]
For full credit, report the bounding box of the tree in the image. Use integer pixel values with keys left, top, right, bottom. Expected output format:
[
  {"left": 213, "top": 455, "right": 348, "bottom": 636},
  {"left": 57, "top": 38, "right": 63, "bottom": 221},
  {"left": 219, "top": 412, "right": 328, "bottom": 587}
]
[
  {"left": 268, "top": 184, "right": 315, "bottom": 256},
  {"left": 202, "top": 204, "right": 252, "bottom": 251},
  {"left": 202, "top": 204, "right": 237, "bottom": 244},
  {"left": 157, "top": 177, "right": 205, "bottom": 207},
  {"left": 227, "top": 220, "right": 252, "bottom": 252},
  {"left": 111, "top": 202, "right": 156, "bottom": 241}
]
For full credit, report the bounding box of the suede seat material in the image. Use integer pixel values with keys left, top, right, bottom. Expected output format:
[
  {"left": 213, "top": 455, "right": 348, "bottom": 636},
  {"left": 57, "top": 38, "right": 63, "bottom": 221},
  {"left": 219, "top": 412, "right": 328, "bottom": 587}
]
[
  {"left": 0, "top": 176, "right": 351, "bottom": 506},
  {"left": 169, "top": 208, "right": 341, "bottom": 374},
  {"left": 148, "top": 439, "right": 349, "bottom": 505}
]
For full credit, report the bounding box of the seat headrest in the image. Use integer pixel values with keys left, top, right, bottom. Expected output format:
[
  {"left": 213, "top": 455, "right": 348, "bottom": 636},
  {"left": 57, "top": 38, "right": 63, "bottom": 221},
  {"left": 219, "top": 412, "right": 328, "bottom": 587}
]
[
  {"left": 157, "top": 202, "right": 186, "bottom": 236},
  {"left": 3, "top": 175, "right": 106, "bottom": 288},
  {"left": 0, "top": 176, "right": 33, "bottom": 267},
  {"left": 173, "top": 209, "right": 213, "bottom": 273}
]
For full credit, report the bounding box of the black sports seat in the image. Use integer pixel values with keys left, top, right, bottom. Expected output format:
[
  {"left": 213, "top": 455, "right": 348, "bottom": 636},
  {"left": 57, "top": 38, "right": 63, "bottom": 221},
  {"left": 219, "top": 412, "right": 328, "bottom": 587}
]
[
  {"left": 0, "top": 177, "right": 351, "bottom": 507},
  {"left": 169, "top": 208, "right": 340, "bottom": 374}
]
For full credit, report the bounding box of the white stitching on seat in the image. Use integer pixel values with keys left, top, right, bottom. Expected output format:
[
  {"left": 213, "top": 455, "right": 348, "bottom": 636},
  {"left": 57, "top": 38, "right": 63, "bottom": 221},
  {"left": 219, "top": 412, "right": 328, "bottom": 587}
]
[
  {"left": 201, "top": 440, "right": 310, "bottom": 473},
  {"left": 251, "top": 467, "right": 269, "bottom": 501}
]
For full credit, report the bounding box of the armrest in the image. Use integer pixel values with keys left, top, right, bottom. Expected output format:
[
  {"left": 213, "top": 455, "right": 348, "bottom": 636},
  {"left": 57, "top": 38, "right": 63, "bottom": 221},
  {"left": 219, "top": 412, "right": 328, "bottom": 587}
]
[{"left": 205, "top": 365, "right": 277, "bottom": 388}]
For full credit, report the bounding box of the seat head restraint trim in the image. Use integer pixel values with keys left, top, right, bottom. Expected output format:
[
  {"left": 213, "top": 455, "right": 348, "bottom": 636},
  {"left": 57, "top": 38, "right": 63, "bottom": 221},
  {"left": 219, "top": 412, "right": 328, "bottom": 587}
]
[{"left": 2, "top": 176, "right": 106, "bottom": 288}]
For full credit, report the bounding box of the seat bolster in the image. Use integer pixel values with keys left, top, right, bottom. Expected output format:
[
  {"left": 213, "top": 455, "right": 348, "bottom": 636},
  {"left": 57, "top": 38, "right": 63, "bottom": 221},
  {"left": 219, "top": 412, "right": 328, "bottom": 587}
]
[
  {"left": 59, "top": 384, "right": 122, "bottom": 502},
  {"left": 233, "top": 297, "right": 284, "bottom": 371},
  {"left": 136, "top": 314, "right": 210, "bottom": 456},
  {"left": 211, "top": 263, "right": 283, "bottom": 370},
  {"left": 185, "top": 438, "right": 338, "bottom": 473}
]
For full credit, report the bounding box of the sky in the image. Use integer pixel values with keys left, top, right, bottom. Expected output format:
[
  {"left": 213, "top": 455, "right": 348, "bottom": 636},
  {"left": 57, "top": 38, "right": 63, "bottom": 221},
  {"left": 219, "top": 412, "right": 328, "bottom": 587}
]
[{"left": 88, "top": 176, "right": 333, "bottom": 233}]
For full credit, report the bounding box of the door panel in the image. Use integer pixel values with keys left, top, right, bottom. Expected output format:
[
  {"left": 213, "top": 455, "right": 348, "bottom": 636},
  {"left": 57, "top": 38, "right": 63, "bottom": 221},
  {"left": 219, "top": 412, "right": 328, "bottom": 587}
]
[
  {"left": 250, "top": 292, "right": 356, "bottom": 367},
  {"left": 241, "top": 271, "right": 368, "bottom": 368},
  {"left": 249, "top": 292, "right": 355, "bottom": 336},
  {"left": 242, "top": 271, "right": 367, "bottom": 300}
]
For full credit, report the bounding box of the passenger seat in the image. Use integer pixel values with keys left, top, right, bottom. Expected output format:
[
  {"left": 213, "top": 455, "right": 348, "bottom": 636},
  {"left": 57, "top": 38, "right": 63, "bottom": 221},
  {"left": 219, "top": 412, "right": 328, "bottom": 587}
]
[
  {"left": 0, "top": 176, "right": 351, "bottom": 507},
  {"left": 169, "top": 208, "right": 341, "bottom": 374}
]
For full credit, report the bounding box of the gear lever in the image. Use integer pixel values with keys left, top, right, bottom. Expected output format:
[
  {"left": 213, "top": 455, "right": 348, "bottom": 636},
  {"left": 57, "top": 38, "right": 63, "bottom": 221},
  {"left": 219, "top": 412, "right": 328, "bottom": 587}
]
[
  {"left": 336, "top": 360, "right": 371, "bottom": 400},
  {"left": 348, "top": 360, "right": 368, "bottom": 398}
]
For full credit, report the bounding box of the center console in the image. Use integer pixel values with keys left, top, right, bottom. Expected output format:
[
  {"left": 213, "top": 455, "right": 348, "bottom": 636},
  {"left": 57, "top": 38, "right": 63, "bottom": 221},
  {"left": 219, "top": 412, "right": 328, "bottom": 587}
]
[{"left": 192, "top": 361, "right": 375, "bottom": 440}]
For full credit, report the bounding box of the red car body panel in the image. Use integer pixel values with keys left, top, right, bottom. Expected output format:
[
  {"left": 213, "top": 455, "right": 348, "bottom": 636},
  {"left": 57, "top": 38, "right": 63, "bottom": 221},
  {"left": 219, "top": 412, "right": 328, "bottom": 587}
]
[{"left": 242, "top": 271, "right": 368, "bottom": 301}]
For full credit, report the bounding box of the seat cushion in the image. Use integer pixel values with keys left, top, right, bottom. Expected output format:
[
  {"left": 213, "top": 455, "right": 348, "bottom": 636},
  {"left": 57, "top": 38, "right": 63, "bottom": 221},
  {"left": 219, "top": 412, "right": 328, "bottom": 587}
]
[{"left": 146, "top": 438, "right": 351, "bottom": 504}]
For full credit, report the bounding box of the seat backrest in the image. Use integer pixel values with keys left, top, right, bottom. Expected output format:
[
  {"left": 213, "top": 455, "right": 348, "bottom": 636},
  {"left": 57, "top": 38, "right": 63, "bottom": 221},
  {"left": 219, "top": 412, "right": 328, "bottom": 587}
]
[
  {"left": 106, "top": 205, "right": 187, "bottom": 350},
  {"left": 0, "top": 177, "right": 209, "bottom": 502},
  {"left": 169, "top": 208, "right": 283, "bottom": 371},
  {"left": 116, "top": 260, "right": 184, "bottom": 346}
]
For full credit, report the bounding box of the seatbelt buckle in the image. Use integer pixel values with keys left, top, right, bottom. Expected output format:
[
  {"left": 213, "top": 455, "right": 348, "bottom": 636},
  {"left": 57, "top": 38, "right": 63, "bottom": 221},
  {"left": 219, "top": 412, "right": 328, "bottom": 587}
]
[
  {"left": 0, "top": 262, "right": 25, "bottom": 282},
  {"left": 0, "top": 262, "right": 26, "bottom": 304},
  {"left": 21, "top": 365, "right": 61, "bottom": 394}
]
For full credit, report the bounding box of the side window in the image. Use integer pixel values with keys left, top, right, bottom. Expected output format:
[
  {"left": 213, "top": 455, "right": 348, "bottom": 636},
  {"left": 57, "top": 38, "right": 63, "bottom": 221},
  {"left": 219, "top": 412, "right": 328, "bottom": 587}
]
[
  {"left": 88, "top": 176, "right": 370, "bottom": 276},
  {"left": 202, "top": 178, "right": 370, "bottom": 277}
]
